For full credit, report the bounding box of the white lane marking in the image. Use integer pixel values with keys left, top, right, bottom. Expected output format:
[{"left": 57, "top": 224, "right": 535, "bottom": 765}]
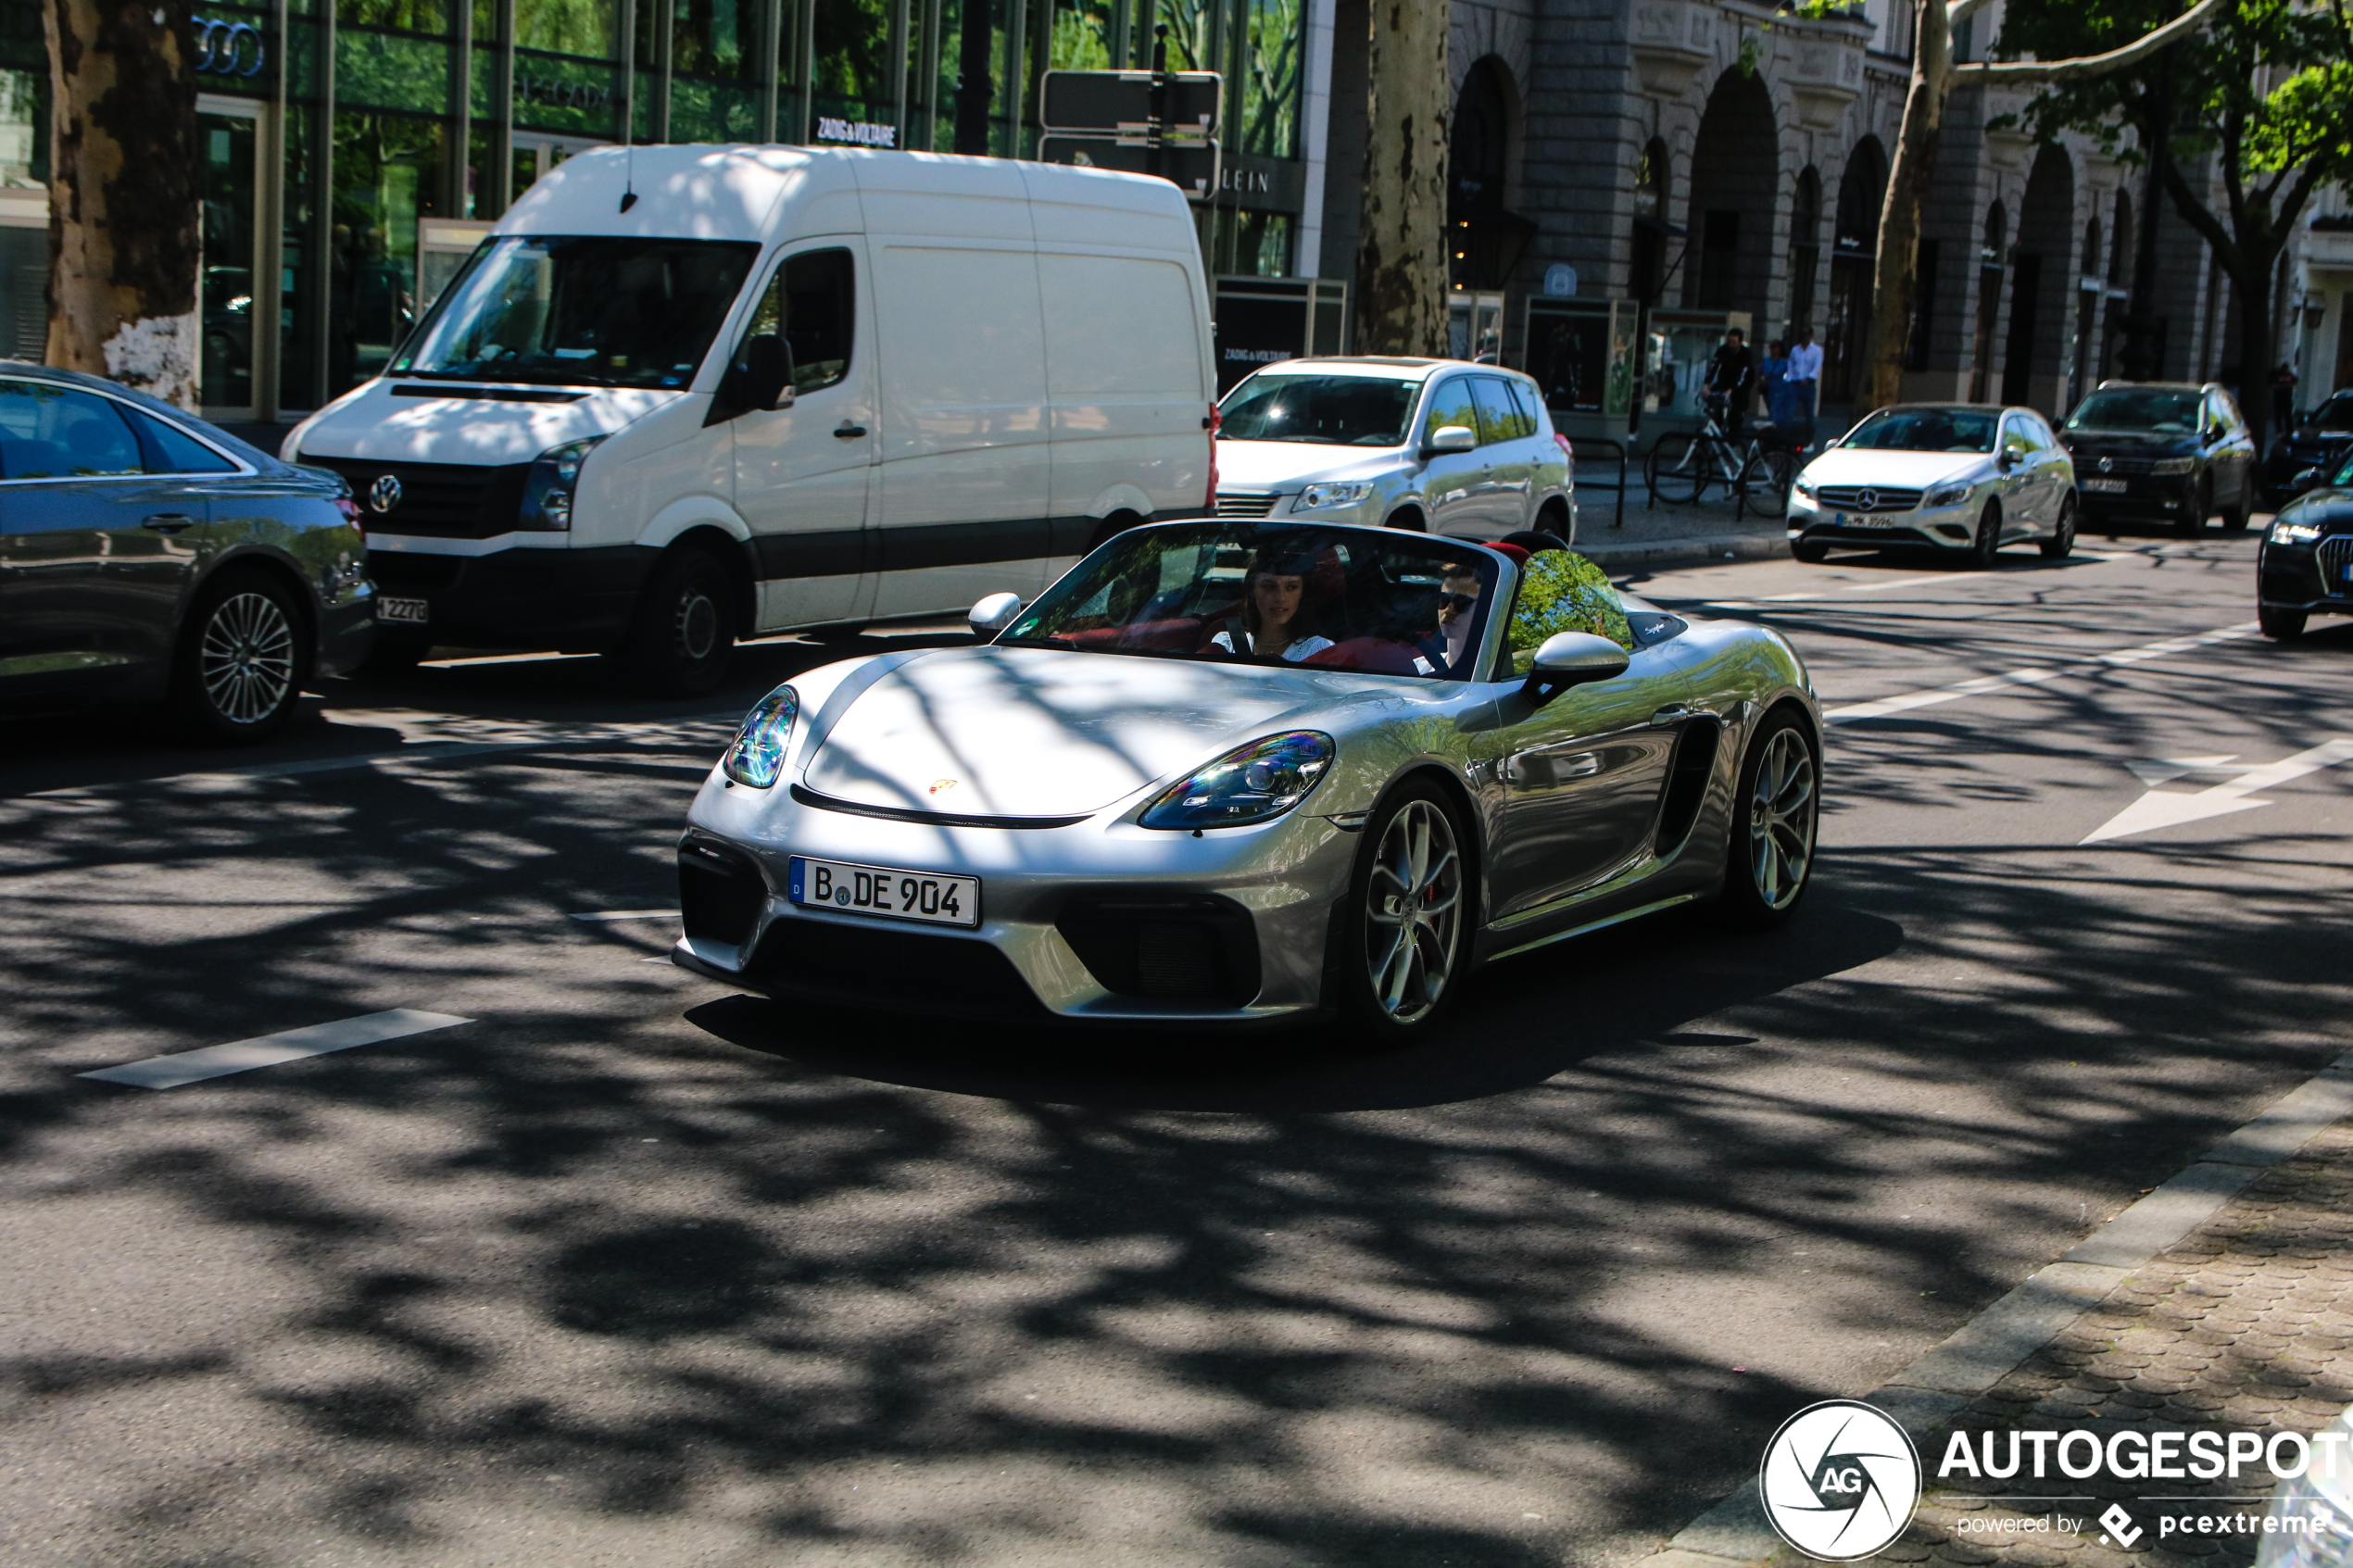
[
  {"left": 78, "top": 1009, "right": 471, "bottom": 1090},
  {"left": 2124, "top": 754, "right": 2239, "bottom": 787},
  {"left": 1825, "top": 622, "right": 2260, "bottom": 726},
  {"left": 573, "top": 909, "right": 681, "bottom": 922},
  {"left": 2082, "top": 738, "right": 2353, "bottom": 844},
  {"left": 422, "top": 651, "right": 599, "bottom": 667}
]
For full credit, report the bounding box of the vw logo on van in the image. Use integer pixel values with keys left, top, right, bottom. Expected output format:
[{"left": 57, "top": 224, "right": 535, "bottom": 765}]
[{"left": 367, "top": 474, "right": 404, "bottom": 515}]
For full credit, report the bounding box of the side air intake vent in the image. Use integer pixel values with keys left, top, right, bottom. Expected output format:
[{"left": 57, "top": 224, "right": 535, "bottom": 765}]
[{"left": 1654, "top": 720, "right": 1722, "bottom": 858}]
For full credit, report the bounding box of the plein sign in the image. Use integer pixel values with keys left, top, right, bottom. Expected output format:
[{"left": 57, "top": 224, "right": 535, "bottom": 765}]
[
  {"left": 1038, "top": 70, "right": 1221, "bottom": 139},
  {"left": 1037, "top": 135, "right": 1220, "bottom": 201}
]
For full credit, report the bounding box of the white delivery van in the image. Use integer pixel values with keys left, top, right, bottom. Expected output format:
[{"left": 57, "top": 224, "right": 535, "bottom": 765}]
[{"left": 283, "top": 145, "right": 1217, "bottom": 692}]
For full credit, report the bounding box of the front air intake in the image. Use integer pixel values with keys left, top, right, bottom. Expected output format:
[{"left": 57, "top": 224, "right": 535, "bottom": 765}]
[
  {"left": 678, "top": 841, "right": 768, "bottom": 948},
  {"left": 1057, "top": 894, "right": 1262, "bottom": 1005}
]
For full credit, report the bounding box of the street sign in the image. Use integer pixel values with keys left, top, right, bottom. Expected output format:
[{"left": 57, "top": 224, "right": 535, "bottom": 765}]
[
  {"left": 1037, "top": 135, "right": 1220, "bottom": 204},
  {"left": 1039, "top": 70, "right": 1220, "bottom": 140}
]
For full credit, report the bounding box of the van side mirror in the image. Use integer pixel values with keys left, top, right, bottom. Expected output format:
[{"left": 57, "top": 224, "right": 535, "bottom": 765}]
[
  {"left": 969, "top": 592, "right": 1025, "bottom": 640},
  {"left": 1424, "top": 424, "right": 1477, "bottom": 458},
  {"left": 1519, "top": 631, "right": 1629, "bottom": 705},
  {"left": 717, "top": 333, "right": 795, "bottom": 418}
]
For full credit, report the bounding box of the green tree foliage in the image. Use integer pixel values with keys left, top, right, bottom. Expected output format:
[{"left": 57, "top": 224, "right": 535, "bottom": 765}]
[
  {"left": 1998, "top": 0, "right": 2353, "bottom": 442},
  {"left": 1506, "top": 553, "right": 1634, "bottom": 670}
]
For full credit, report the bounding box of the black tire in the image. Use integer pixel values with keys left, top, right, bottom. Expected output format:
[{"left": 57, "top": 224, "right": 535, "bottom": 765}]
[
  {"left": 1716, "top": 709, "right": 1819, "bottom": 931},
  {"left": 1791, "top": 537, "right": 1830, "bottom": 564},
  {"left": 2176, "top": 476, "right": 2208, "bottom": 536},
  {"left": 172, "top": 568, "right": 310, "bottom": 744},
  {"left": 1388, "top": 508, "right": 1428, "bottom": 533},
  {"left": 1739, "top": 444, "right": 1794, "bottom": 508},
  {"left": 2259, "top": 604, "right": 2308, "bottom": 641},
  {"left": 1533, "top": 497, "right": 1573, "bottom": 541},
  {"left": 1087, "top": 510, "right": 1145, "bottom": 551},
  {"left": 1968, "top": 501, "right": 2004, "bottom": 569},
  {"left": 1499, "top": 528, "right": 1568, "bottom": 555},
  {"left": 1328, "top": 778, "right": 1471, "bottom": 1042},
  {"left": 1646, "top": 433, "right": 1709, "bottom": 506},
  {"left": 2221, "top": 485, "right": 2251, "bottom": 533},
  {"left": 2039, "top": 493, "right": 2077, "bottom": 558},
  {"left": 621, "top": 547, "right": 736, "bottom": 696}
]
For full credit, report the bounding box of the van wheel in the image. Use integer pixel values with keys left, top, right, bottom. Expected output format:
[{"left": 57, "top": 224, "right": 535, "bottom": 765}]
[
  {"left": 623, "top": 547, "right": 736, "bottom": 696},
  {"left": 1087, "top": 510, "right": 1144, "bottom": 552},
  {"left": 173, "top": 567, "right": 310, "bottom": 743}
]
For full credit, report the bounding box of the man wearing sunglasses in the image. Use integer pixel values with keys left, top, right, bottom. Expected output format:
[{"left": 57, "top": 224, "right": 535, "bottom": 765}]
[{"left": 1438, "top": 564, "right": 1485, "bottom": 669}]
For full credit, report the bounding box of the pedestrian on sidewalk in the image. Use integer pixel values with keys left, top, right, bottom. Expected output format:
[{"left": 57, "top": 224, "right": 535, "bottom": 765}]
[
  {"left": 1705, "top": 327, "right": 1756, "bottom": 443},
  {"left": 1785, "top": 326, "right": 1822, "bottom": 423}
]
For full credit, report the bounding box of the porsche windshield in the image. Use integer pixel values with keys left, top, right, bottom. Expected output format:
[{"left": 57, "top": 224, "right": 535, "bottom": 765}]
[
  {"left": 1218, "top": 375, "right": 1419, "bottom": 446},
  {"left": 1841, "top": 408, "right": 1999, "bottom": 453},
  {"left": 1001, "top": 525, "right": 1500, "bottom": 680},
  {"left": 394, "top": 236, "right": 760, "bottom": 388}
]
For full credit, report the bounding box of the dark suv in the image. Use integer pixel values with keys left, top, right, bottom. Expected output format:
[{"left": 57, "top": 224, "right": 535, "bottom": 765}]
[
  {"left": 2058, "top": 382, "right": 2257, "bottom": 534},
  {"left": 2259, "top": 390, "right": 2353, "bottom": 509}
]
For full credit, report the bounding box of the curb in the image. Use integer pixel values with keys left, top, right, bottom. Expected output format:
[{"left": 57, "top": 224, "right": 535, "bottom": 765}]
[
  {"left": 1577, "top": 532, "right": 1791, "bottom": 572},
  {"left": 1632, "top": 1050, "right": 2353, "bottom": 1568}
]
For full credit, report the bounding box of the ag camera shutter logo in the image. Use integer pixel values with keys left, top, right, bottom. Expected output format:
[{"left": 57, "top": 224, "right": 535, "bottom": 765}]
[{"left": 1759, "top": 1399, "right": 1923, "bottom": 1561}]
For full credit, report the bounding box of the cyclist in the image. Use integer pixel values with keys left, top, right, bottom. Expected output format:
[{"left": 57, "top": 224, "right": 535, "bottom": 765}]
[{"left": 1705, "top": 327, "right": 1756, "bottom": 443}]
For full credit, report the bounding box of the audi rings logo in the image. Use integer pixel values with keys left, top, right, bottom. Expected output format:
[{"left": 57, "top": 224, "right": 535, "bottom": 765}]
[
  {"left": 1854, "top": 488, "right": 1879, "bottom": 511},
  {"left": 193, "top": 17, "right": 267, "bottom": 77},
  {"left": 366, "top": 474, "right": 404, "bottom": 515},
  {"left": 1759, "top": 1400, "right": 1922, "bottom": 1561}
]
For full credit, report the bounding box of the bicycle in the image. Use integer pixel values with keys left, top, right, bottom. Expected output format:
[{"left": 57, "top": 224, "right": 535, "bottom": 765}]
[{"left": 1643, "top": 394, "right": 1799, "bottom": 517}]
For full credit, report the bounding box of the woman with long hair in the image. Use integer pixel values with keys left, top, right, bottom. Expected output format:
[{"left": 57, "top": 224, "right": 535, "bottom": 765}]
[{"left": 1208, "top": 552, "right": 1335, "bottom": 662}]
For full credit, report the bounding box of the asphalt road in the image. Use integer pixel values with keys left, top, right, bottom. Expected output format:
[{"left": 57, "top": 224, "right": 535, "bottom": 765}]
[{"left": 3, "top": 521, "right": 2347, "bottom": 1568}]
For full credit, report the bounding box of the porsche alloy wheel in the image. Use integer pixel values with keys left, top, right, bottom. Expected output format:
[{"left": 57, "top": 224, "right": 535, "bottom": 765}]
[
  {"left": 1718, "top": 712, "right": 1818, "bottom": 929},
  {"left": 1340, "top": 784, "right": 1466, "bottom": 1034}
]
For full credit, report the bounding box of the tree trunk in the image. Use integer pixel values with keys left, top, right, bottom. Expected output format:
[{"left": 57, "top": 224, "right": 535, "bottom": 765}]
[
  {"left": 2116, "top": 80, "right": 2173, "bottom": 382},
  {"left": 951, "top": 0, "right": 995, "bottom": 155},
  {"left": 1857, "top": 0, "right": 1951, "bottom": 414},
  {"left": 1352, "top": 0, "right": 1448, "bottom": 357},
  {"left": 2232, "top": 255, "right": 2275, "bottom": 451},
  {"left": 44, "top": 0, "right": 200, "bottom": 408}
]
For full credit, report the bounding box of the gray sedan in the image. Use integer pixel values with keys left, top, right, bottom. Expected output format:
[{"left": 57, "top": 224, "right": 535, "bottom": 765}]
[
  {"left": 0, "top": 362, "right": 373, "bottom": 740},
  {"left": 673, "top": 522, "right": 1821, "bottom": 1035}
]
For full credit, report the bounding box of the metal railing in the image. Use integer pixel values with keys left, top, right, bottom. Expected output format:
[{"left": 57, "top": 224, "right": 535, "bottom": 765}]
[{"left": 1573, "top": 438, "right": 1629, "bottom": 533}]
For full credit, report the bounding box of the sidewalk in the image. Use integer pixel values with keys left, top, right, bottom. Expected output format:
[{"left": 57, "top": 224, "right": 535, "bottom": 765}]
[
  {"left": 1571, "top": 460, "right": 1793, "bottom": 574},
  {"left": 1642, "top": 1054, "right": 2353, "bottom": 1568}
]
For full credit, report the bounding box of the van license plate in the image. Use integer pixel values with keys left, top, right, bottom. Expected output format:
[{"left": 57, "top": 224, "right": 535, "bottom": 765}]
[
  {"left": 2082, "top": 478, "right": 2128, "bottom": 494},
  {"left": 788, "top": 856, "right": 979, "bottom": 929},
  {"left": 378, "top": 596, "right": 429, "bottom": 624}
]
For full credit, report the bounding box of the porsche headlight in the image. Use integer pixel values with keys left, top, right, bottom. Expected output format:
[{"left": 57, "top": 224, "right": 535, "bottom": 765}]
[
  {"left": 1141, "top": 731, "right": 1334, "bottom": 830},
  {"left": 1924, "top": 483, "right": 1972, "bottom": 508},
  {"left": 1298, "top": 481, "right": 1376, "bottom": 511},
  {"left": 2270, "top": 517, "right": 2323, "bottom": 545},
  {"left": 2151, "top": 457, "right": 2196, "bottom": 476},
  {"left": 722, "top": 684, "right": 799, "bottom": 788}
]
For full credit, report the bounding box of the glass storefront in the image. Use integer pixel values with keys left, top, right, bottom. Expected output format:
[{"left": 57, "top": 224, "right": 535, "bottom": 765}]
[{"left": 0, "top": 0, "right": 1310, "bottom": 422}]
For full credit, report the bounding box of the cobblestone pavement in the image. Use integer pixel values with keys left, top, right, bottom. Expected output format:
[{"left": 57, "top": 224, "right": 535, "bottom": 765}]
[{"left": 1843, "top": 1123, "right": 2353, "bottom": 1568}]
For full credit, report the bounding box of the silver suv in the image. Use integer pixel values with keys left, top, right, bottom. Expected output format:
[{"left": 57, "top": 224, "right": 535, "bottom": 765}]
[{"left": 1214, "top": 357, "right": 1577, "bottom": 542}]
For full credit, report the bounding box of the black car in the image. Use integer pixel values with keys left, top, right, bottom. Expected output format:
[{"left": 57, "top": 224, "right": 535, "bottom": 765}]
[
  {"left": 2256, "top": 447, "right": 2353, "bottom": 639},
  {"left": 2259, "top": 389, "right": 2353, "bottom": 509},
  {"left": 2058, "top": 381, "right": 2258, "bottom": 534},
  {"left": 0, "top": 361, "right": 373, "bottom": 740}
]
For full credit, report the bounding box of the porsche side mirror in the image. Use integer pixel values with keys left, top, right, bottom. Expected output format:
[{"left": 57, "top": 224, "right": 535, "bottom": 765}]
[
  {"left": 1520, "top": 631, "right": 1629, "bottom": 705},
  {"left": 1424, "top": 424, "right": 1477, "bottom": 458},
  {"left": 969, "top": 591, "right": 1025, "bottom": 640}
]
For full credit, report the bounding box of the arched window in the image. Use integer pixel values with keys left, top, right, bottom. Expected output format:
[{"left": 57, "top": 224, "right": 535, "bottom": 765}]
[
  {"left": 2082, "top": 218, "right": 2102, "bottom": 280},
  {"left": 2108, "top": 189, "right": 2133, "bottom": 287},
  {"left": 1822, "top": 141, "right": 1885, "bottom": 399},
  {"left": 1971, "top": 203, "right": 2007, "bottom": 401},
  {"left": 1448, "top": 58, "right": 1532, "bottom": 289},
  {"left": 1790, "top": 167, "right": 1822, "bottom": 336}
]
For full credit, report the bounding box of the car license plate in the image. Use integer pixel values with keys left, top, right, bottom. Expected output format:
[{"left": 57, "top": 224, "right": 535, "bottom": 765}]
[
  {"left": 377, "top": 596, "right": 429, "bottom": 623},
  {"left": 788, "top": 856, "right": 979, "bottom": 929},
  {"left": 1835, "top": 512, "right": 1892, "bottom": 529},
  {"left": 2082, "top": 478, "right": 2129, "bottom": 494}
]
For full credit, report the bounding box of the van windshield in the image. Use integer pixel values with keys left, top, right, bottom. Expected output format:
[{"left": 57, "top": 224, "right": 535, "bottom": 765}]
[
  {"left": 1219, "top": 374, "right": 1418, "bottom": 446},
  {"left": 394, "top": 235, "right": 760, "bottom": 389}
]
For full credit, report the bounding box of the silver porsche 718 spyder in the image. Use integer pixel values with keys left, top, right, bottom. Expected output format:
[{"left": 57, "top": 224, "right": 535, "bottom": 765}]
[{"left": 672, "top": 522, "right": 1821, "bottom": 1037}]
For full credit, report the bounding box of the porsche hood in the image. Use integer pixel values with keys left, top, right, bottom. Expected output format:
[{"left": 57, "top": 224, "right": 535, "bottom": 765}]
[{"left": 799, "top": 647, "right": 1377, "bottom": 820}]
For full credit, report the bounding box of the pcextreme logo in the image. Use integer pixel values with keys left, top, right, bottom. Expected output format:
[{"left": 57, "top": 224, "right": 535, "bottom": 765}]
[{"left": 1759, "top": 1400, "right": 1924, "bottom": 1561}]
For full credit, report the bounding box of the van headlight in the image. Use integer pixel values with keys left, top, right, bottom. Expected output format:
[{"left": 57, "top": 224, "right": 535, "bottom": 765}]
[
  {"left": 519, "top": 435, "right": 607, "bottom": 531},
  {"left": 2151, "top": 457, "right": 2196, "bottom": 476},
  {"left": 1924, "top": 483, "right": 1972, "bottom": 508},
  {"left": 722, "top": 684, "right": 799, "bottom": 788},
  {"left": 1141, "top": 731, "right": 1333, "bottom": 829},
  {"left": 1298, "top": 481, "right": 1376, "bottom": 511}
]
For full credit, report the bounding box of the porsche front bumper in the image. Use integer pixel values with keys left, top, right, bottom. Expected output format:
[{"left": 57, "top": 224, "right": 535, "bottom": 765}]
[{"left": 672, "top": 780, "right": 1363, "bottom": 1023}]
